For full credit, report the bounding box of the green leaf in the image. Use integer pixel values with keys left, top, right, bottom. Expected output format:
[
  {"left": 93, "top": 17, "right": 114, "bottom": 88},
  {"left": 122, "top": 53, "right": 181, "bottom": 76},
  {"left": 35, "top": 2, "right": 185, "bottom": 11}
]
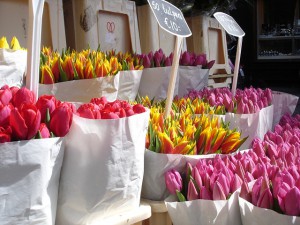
[
  {"left": 176, "top": 190, "right": 186, "bottom": 202},
  {"left": 46, "top": 108, "right": 51, "bottom": 125},
  {"left": 155, "top": 134, "right": 161, "bottom": 153},
  {"left": 36, "top": 130, "right": 42, "bottom": 139},
  {"left": 71, "top": 59, "right": 79, "bottom": 80},
  {"left": 58, "top": 58, "right": 68, "bottom": 82}
]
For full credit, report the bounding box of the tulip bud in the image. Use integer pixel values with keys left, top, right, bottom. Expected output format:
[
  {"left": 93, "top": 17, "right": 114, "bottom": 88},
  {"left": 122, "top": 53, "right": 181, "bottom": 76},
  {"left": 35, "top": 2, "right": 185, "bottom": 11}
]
[
  {"left": 38, "top": 123, "right": 51, "bottom": 138},
  {"left": 12, "top": 87, "right": 35, "bottom": 109},
  {"left": 193, "top": 54, "right": 206, "bottom": 66},
  {"left": 0, "top": 104, "right": 13, "bottom": 127},
  {"left": 187, "top": 180, "right": 199, "bottom": 200},
  {"left": 231, "top": 174, "right": 243, "bottom": 193},
  {"left": 180, "top": 51, "right": 191, "bottom": 66},
  {"left": 200, "top": 185, "right": 212, "bottom": 200},
  {"left": 0, "top": 126, "right": 12, "bottom": 143},
  {"left": 282, "top": 187, "right": 300, "bottom": 216},
  {"left": 77, "top": 103, "right": 101, "bottom": 119},
  {"left": 143, "top": 54, "right": 151, "bottom": 68},
  {"left": 213, "top": 181, "right": 227, "bottom": 200},
  {"left": 10, "top": 36, "right": 22, "bottom": 50},
  {"left": 0, "top": 36, "right": 9, "bottom": 49},
  {"left": 165, "top": 169, "right": 183, "bottom": 195},
  {"left": 49, "top": 103, "right": 73, "bottom": 137},
  {"left": 164, "top": 57, "right": 172, "bottom": 67}
]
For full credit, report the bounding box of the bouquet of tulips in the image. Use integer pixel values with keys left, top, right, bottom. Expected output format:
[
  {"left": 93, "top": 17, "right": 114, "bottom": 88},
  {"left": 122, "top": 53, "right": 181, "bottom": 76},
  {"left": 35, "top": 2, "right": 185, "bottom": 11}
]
[
  {"left": 0, "top": 84, "right": 73, "bottom": 224},
  {"left": 56, "top": 97, "right": 150, "bottom": 224},
  {"left": 0, "top": 36, "right": 27, "bottom": 87},
  {"left": 138, "top": 49, "right": 213, "bottom": 100},
  {"left": 39, "top": 47, "right": 144, "bottom": 102}
]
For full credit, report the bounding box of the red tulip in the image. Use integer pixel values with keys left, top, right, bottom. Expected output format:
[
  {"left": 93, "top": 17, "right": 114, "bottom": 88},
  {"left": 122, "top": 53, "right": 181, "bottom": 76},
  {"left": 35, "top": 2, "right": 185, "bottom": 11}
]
[
  {"left": 133, "top": 104, "right": 146, "bottom": 114},
  {"left": 0, "top": 126, "right": 12, "bottom": 143},
  {"left": 101, "top": 111, "right": 119, "bottom": 119},
  {"left": 9, "top": 103, "right": 41, "bottom": 140},
  {"left": 12, "top": 87, "right": 35, "bottom": 109},
  {"left": 49, "top": 103, "right": 73, "bottom": 137},
  {"left": 77, "top": 103, "right": 101, "bottom": 119},
  {"left": 36, "top": 95, "right": 58, "bottom": 122}
]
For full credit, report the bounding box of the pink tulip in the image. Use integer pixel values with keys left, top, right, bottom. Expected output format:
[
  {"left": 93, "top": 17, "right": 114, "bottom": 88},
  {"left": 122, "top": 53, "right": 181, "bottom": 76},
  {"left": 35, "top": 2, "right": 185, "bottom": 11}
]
[
  {"left": 200, "top": 186, "right": 212, "bottom": 200},
  {"left": 231, "top": 174, "right": 243, "bottom": 193},
  {"left": 187, "top": 180, "right": 199, "bottom": 200},
  {"left": 251, "top": 177, "right": 263, "bottom": 206},
  {"left": 38, "top": 123, "right": 51, "bottom": 138},
  {"left": 193, "top": 54, "right": 206, "bottom": 66},
  {"left": 165, "top": 169, "right": 183, "bottom": 195},
  {"left": 0, "top": 87, "right": 12, "bottom": 106},
  {"left": 213, "top": 181, "right": 227, "bottom": 200},
  {"left": 245, "top": 172, "right": 255, "bottom": 183},
  {"left": 264, "top": 88, "right": 273, "bottom": 105},
  {"left": 143, "top": 54, "right": 151, "bottom": 68},
  {"left": 192, "top": 167, "right": 202, "bottom": 188},
  {"left": 280, "top": 187, "right": 300, "bottom": 216},
  {"left": 180, "top": 51, "right": 191, "bottom": 66},
  {"left": 205, "top": 60, "right": 215, "bottom": 69},
  {"left": 164, "top": 57, "right": 172, "bottom": 67},
  {"left": 0, "top": 104, "right": 12, "bottom": 127},
  {"left": 257, "top": 186, "right": 273, "bottom": 209},
  {"left": 240, "top": 181, "right": 251, "bottom": 202},
  {"left": 236, "top": 100, "right": 245, "bottom": 114}
]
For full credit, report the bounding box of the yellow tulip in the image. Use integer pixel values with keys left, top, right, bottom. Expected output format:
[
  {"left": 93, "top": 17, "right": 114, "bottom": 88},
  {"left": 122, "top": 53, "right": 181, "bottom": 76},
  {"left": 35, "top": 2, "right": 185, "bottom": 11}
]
[
  {"left": 10, "top": 36, "right": 22, "bottom": 50},
  {"left": 0, "top": 36, "right": 9, "bottom": 49}
]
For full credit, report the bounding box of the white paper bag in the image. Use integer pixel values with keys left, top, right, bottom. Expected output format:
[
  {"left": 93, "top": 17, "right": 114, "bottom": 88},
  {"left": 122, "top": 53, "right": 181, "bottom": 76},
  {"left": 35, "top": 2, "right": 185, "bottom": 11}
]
[
  {"left": 138, "top": 66, "right": 209, "bottom": 101},
  {"left": 239, "top": 195, "right": 300, "bottom": 225},
  {"left": 225, "top": 105, "right": 274, "bottom": 150},
  {"left": 0, "top": 49, "right": 27, "bottom": 87},
  {"left": 165, "top": 191, "right": 242, "bottom": 225},
  {"left": 39, "top": 73, "right": 120, "bottom": 102},
  {"left": 56, "top": 110, "right": 150, "bottom": 224},
  {"left": 142, "top": 150, "right": 216, "bottom": 201},
  {"left": 0, "top": 138, "right": 65, "bottom": 225},
  {"left": 272, "top": 91, "right": 299, "bottom": 128},
  {"left": 117, "top": 70, "right": 142, "bottom": 101}
]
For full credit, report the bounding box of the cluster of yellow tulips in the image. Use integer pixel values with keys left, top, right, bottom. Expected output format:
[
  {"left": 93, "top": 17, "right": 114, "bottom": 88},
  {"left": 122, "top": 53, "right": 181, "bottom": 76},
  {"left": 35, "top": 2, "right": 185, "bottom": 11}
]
[
  {"left": 39, "top": 47, "right": 144, "bottom": 84},
  {"left": 139, "top": 96, "right": 247, "bottom": 155},
  {"left": 0, "top": 36, "right": 23, "bottom": 50}
]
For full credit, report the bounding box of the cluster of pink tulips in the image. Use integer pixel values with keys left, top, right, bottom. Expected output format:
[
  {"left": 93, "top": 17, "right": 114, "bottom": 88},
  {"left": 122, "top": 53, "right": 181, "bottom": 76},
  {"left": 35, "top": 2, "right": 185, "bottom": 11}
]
[
  {"left": 137, "top": 49, "right": 215, "bottom": 69},
  {"left": 165, "top": 113, "right": 300, "bottom": 216},
  {"left": 185, "top": 87, "right": 273, "bottom": 114}
]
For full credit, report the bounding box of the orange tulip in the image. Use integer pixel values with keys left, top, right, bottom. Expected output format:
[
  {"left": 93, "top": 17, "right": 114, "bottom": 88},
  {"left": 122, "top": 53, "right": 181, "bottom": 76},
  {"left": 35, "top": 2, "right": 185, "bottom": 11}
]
[
  {"left": 61, "top": 56, "right": 74, "bottom": 80},
  {"left": 159, "top": 132, "right": 174, "bottom": 154},
  {"left": 41, "top": 65, "right": 55, "bottom": 84},
  {"left": 84, "top": 59, "right": 95, "bottom": 79}
]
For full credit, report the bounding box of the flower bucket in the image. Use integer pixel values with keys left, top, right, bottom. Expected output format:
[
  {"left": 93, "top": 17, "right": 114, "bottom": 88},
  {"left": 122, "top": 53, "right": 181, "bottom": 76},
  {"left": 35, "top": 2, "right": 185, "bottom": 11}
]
[
  {"left": 224, "top": 105, "right": 274, "bottom": 150},
  {"left": 56, "top": 110, "right": 150, "bottom": 224},
  {"left": 165, "top": 191, "right": 242, "bottom": 225},
  {"left": 38, "top": 73, "right": 120, "bottom": 103},
  {"left": 0, "top": 138, "right": 65, "bottom": 225},
  {"left": 117, "top": 70, "right": 142, "bottom": 101},
  {"left": 138, "top": 66, "right": 209, "bottom": 100},
  {"left": 141, "top": 150, "right": 218, "bottom": 201},
  {"left": 0, "top": 48, "right": 27, "bottom": 88}
]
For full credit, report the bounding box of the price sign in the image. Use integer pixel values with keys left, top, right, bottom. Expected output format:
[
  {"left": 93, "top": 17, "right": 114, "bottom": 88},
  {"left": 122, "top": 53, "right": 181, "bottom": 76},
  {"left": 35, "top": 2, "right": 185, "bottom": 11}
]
[
  {"left": 147, "top": 0, "right": 191, "bottom": 37},
  {"left": 214, "top": 12, "right": 245, "bottom": 37}
]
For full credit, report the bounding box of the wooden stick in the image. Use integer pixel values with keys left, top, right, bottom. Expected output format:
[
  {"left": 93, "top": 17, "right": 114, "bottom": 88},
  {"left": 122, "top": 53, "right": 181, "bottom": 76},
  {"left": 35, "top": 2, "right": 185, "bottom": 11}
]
[
  {"left": 231, "top": 36, "right": 243, "bottom": 95},
  {"left": 26, "top": 0, "right": 45, "bottom": 101},
  {"left": 164, "top": 36, "right": 183, "bottom": 118}
]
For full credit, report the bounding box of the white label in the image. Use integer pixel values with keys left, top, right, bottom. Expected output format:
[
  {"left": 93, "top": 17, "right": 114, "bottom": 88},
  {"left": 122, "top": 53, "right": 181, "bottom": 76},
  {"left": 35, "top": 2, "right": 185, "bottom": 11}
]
[{"left": 214, "top": 12, "right": 245, "bottom": 37}]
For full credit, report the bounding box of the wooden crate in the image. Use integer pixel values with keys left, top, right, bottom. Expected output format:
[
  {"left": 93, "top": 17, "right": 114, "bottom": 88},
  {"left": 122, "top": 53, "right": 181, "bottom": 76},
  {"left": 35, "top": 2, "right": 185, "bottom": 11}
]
[
  {"left": 141, "top": 199, "right": 172, "bottom": 225},
  {"left": 0, "top": 0, "right": 66, "bottom": 51},
  {"left": 186, "top": 15, "right": 231, "bottom": 76},
  {"left": 208, "top": 74, "right": 233, "bottom": 88},
  {"left": 64, "top": 0, "right": 141, "bottom": 53}
]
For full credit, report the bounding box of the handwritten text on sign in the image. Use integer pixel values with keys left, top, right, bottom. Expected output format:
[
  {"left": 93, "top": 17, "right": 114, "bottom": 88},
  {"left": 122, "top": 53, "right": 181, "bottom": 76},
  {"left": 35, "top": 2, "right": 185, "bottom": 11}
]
[
  {"left": 213, "top": 12, "right": 245, "bottom": 37},
  {"left": 148, "top": 0, "right": 191, "bottom": 37}
]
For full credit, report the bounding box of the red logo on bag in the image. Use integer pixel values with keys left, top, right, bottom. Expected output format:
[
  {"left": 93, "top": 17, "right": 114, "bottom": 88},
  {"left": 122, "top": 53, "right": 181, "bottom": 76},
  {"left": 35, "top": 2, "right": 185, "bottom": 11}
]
[{"left": 107, "top": 21, "right": 115, "bottom": 33}]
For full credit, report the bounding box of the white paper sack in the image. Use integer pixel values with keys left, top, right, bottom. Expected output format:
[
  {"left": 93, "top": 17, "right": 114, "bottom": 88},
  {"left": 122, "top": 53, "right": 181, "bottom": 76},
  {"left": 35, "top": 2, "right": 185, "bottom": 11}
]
[
  {"left": 239, "top": 181, "right": 300, "bottom": 225},
  {"left": 117, "top": 70, "right": 142, "bottom": 101},
  {"left": 225, "top": 105, "right": 274, "bottom": 150},
  {"left": 142, "top": 150, "right": 217, "bottom": 201},
  {"left": 0, "top": 49, "right": 27, "bottom": 88},
  {"left": 56, "top": 110, "right": 150, "bottom": 225},
  {"left": 138, "top": 66, "right": 209, "bottom": 101},
  {"left": 0, "top": 138, "right": 65, "bottom": 225},
  {"left": 165, "top": 191, "right": 242, "bottom": 225},
  {"left": 272, "top": 91, "right": 299, "bottom": 128},
  {"left": 39, "top": 73, "right": 120, "bottom": 102}
]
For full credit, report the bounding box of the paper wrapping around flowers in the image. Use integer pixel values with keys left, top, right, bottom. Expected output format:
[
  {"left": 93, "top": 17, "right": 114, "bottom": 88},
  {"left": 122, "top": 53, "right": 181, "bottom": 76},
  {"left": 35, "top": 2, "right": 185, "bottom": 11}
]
[
  {"left": 225, "top": 105, "right": 274, "bottom": 150},
  {"left": 117, "top": 70, "right": 142, "bottom": 101},
  {"left": 38, "top": 73, "right": 120, "bottom": 102},
  {"left": 138, "top": 66, "right": 209, "bottom": 100},
  {"left": 165, "top": 191, "right": 242, "bottom": 225},
  {"left": 0, "top": 49, "right": 27, "bottom": 87},
  {"left": 142, "top": 150, "right": 219, "bottom": 201},
  {"left": 272, "top": 91, "right": 299, "bottom": 128},
  {"left": 239, "top": 181, "right": 300, "bottom": 225},
  {"left": 0, "top": 138, "right": 65, "bottom": 225},
  {"left": 56, "top": 110, "right": 150, "bottom": 224}
]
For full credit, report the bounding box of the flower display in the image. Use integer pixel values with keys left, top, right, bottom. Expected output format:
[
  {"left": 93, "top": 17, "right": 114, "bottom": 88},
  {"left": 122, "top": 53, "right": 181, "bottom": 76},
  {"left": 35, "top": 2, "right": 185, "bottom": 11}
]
[
  {"left": 0, "top": 85, "right": 75, "bottom": 143},
  {"left": 137, "top": 49, "right": 215, "bottom": 69},
  {"left": 145, "top": 102, "right": 247, "bottom": 155},
  {"left": 185, "top": 87, "right": 273, "bottom": 114},
  {"left": 39, "top": 48, "right": 144, "bottom": 84},
  {"left": 76, "top": 96, "right": 146, "bottom": 119}
]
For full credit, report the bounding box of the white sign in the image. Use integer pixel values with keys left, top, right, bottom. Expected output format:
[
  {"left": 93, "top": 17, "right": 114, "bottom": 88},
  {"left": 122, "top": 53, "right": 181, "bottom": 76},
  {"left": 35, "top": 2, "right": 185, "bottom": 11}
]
[
  {"left": 214, "top": 12, "right": 245, "bottom": 37},
  {"left": 147, "top": 0, "right": 192, "bottom": 37}
]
